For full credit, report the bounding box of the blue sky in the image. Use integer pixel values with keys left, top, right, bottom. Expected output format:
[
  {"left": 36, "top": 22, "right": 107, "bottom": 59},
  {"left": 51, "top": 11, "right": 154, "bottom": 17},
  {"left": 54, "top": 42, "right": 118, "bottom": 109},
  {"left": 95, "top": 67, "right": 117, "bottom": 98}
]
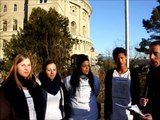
[{"left": 89, "top": 0, "right": 158, "bottom": 56}]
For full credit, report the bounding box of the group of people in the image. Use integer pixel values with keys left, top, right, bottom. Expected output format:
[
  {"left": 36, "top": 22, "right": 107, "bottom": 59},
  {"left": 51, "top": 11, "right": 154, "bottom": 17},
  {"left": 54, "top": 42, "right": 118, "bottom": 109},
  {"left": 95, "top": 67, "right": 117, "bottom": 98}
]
[
  {"left": 0, "top": 54, "right": 100, "bottom": 120},
  {"left": 0, "top": 40, "right": 160, "bottom": 120},
  {"left": 104, "top": 40, "right": 160, "bottom": 120}
]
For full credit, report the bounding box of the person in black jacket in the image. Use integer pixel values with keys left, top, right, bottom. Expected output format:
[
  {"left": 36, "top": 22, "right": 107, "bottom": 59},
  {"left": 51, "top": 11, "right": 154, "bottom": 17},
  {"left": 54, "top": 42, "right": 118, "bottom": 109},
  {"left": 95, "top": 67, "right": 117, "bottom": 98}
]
[
  {"left": 0, "top": 54, "right": 44, "bottom": 120},
  {"left": 104, "top": 47, "right": 140, "bottom": 120},
  {"left": 140, "top": 40, "right": 160, "bottom": 120},
  {"left": 38, "top": 60, "right": 69, "bottom": 120}
]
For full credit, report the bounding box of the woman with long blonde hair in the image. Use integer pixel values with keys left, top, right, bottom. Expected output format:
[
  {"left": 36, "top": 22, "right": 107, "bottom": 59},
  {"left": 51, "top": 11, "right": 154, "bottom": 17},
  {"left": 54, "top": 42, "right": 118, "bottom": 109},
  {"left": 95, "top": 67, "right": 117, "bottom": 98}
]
[{"left": 0, "top": 54, "right": 44, "bottom": 120}]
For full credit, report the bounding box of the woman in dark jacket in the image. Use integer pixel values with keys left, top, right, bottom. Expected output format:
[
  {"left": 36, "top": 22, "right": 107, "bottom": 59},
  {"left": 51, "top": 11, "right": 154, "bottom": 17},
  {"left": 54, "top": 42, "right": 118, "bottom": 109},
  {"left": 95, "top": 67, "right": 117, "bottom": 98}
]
[
  {"left": 38, "top": 60, "right": 69, "bottom": 120},
  {"left": 104, "top": 47, "right": 140, "bottom": 120},
  {"left": 0, "top": 54, "right": 44, "bottom": 120}
]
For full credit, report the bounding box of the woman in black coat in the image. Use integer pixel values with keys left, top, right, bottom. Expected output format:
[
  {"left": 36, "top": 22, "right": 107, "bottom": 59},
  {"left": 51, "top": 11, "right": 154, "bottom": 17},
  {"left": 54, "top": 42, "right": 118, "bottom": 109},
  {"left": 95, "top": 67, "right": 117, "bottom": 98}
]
[
  {"left": 38, "top": 60, "right": 69, "bottom": 120},
  {"left": 0, "top": 54, "right": 44, "bottom": 120}
]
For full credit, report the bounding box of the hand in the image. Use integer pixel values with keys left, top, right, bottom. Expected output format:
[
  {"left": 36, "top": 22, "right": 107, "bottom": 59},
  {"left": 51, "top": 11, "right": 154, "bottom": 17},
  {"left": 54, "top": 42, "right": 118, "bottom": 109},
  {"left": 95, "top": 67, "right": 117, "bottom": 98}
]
[
  {"left": 139, "top": 113, "right": 152, "bottom": 120},
  {"left": 139, "top": 97, "right": 148, "bottom": 107}
]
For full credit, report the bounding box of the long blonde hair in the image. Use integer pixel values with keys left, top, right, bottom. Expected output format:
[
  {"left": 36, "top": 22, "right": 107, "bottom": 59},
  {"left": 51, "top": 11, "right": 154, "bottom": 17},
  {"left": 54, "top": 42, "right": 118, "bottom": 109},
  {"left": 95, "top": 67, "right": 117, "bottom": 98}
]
[{"left": 6, "top": 54, "right": 35, "bottom": 89}]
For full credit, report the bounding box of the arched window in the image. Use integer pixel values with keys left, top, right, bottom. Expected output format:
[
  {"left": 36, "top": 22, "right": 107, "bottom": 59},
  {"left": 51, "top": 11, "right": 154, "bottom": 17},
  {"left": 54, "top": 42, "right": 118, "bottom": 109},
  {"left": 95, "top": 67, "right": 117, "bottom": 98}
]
[
  {"left": 3, "top": 21, "right": 7, "bottom": 31},
  {"left": 4, "top": 5, "right": 7, "bottom": 12},
  {"left": 14, "top": 4, "right": 17, "bottom": 11},
  {"left": 70, "top": 21, "right": 76, "bottom": 35},
  {"left": 13, "top": 19, "right": 17, "bottom": 31}
]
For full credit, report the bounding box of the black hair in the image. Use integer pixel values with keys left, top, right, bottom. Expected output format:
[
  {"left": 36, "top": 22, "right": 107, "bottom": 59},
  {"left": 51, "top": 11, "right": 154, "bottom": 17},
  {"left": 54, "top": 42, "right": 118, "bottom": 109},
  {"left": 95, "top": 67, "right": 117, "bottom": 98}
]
[
  {"left": 42, "top": 59, "right": 55, "bottom": 71},
  {"left": 112, "top": 47, "right": 127, "bottom": 59},
  {"left": 70, "top": 54, "right": 95, "bottom": 95},
  {"left": 149, "top": 40, "right": 160, "bottom": 47},
  {"left": 75, "top": 54, "right": 89, "bottom": 67}
]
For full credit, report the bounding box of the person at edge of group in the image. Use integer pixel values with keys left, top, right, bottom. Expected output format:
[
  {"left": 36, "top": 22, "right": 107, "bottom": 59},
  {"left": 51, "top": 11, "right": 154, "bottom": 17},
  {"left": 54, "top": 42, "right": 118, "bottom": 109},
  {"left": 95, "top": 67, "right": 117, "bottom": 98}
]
[
  {"left": 139, "top": 40, "right": 160, "bottom": 120},
  {"left": 0, "top": 54, "right": 44, "bottom": 120},
  {"left": 64, "top": 54, "right": 100, "bottom": 120},
  {"left": 104, "top": 47, "right": 140, "bottom": 120},
  {"left": 37, "top": 60, "right": 69, "bottom": 120},
  {"left": 0, "top": 70, "right": 4, "bottom": 87}
]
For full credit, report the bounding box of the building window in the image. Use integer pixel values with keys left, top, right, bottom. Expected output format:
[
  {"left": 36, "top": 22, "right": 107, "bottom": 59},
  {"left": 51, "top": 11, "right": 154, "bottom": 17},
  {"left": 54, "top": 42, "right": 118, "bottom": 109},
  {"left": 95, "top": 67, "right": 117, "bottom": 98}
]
[
  {"left": 13, "top": 19, "right": 17, "bottom": 31},
  {"left": 40, "top": 0, "right": 47, "bottom": 3},
  {"left": 3, "top": 21, "right": 7, "bottom": 31},
  {"left": 83, "top": 26, "right": 86, "bottom": 37},
  {"left": 82, "top": 11, "right": 87, "bottom": 20},
  {"left": 4, "top": 5, "right": 7, "bottom": 12},
  {"left": 70, "top": 21, "right": 76, "bottom": 35},
  {"left": 44, "top": 0, "right": 48, "bottom": 3},
  {"left": 3, "top": 40, "right": 7, "bottom": 47},
  {"left": 70, "top": 6, "right": 77, "bottom": 15},
  {"left": 14, "top": 4, "right": 17, "bottom": 11}
]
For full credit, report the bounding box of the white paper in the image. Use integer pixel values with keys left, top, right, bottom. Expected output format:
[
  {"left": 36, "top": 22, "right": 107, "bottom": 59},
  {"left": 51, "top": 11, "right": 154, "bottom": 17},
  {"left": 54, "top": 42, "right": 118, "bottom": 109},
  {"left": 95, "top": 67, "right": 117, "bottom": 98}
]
[{"left": 115, "top": 103, "right": 144, "bottom": 117}]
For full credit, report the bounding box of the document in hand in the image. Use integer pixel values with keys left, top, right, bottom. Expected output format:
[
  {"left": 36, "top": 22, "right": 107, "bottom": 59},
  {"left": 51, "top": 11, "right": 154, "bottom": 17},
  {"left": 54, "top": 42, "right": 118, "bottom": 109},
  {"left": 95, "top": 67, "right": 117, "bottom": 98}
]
[{"left": 115, "top": 103, "right": 144, "bottom": 117}]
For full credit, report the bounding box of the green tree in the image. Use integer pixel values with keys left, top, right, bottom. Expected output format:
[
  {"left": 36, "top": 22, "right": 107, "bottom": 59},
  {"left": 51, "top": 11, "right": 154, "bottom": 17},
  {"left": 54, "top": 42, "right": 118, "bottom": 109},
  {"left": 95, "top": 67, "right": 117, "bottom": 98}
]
[
  {"left": 97, "top": 54, "right": 104, "bottom": 67},
  {"left": 136, "top": 0, "right": 160, "bottom": 54},
  {"left": 3, "top": 7, "right": 75, "bottom": 75}
]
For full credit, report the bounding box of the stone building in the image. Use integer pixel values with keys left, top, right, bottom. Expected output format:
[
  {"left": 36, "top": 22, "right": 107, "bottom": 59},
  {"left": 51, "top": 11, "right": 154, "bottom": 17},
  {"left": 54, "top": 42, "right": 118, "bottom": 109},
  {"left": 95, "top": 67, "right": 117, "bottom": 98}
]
[{"left": 0, "top": 0, "right": 97, "bottom": 65}]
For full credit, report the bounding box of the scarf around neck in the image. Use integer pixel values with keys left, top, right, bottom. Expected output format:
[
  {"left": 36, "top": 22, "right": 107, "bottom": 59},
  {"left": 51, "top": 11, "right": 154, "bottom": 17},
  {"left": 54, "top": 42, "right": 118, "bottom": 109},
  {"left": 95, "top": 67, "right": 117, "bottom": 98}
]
[
  {"left": 38, "top": 71, "right": 61, "bottom": 95},
  {"left": 18, "top": 74, "right": 34, "bottom": 89}
]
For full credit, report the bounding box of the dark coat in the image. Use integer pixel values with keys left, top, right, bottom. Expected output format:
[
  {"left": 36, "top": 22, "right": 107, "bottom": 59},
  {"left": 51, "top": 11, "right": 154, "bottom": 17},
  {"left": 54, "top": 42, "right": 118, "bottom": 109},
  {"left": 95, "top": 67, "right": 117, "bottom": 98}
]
[
  {"left": 41, "top": 83, "right": 70, "bottom": 120},
  {"left": 0, "top": 77, "right": 45, "bottom": 120},
  {"left": 38, "top": 71, "right": 70, "bottom": 120},
  {"left": 104, "top": 68, "right": 140, "bottom": 120},
  {"left": 142, "top": 66, "right": 160, "bottom": 120}
]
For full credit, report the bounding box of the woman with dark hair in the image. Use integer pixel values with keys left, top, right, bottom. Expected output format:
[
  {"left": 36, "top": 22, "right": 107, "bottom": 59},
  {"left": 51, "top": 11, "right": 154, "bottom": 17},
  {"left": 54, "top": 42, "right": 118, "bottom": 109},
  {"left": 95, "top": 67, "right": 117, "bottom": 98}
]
[
  {"left": 104, "top": 47, "right": 140, "bottom": 120},
  {"left": 38, "top": 60, "right": 69, "bottom": 120},
  {"left": 64, "top": 54, "right": 100, "bottom": 120},
  {"left": 0, "top": 54, "right": 44, "bottom": 120}
]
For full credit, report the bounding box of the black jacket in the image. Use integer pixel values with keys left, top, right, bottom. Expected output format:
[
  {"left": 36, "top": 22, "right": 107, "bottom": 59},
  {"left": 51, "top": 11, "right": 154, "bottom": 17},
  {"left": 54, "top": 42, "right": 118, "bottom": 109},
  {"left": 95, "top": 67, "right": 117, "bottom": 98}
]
[
  {"left": 0, "top": 76, "right": 44, "bottom": 120},
  {"left": 142, "top": 66, "right": 160, "bottom": 120},
  {"left": 41, "top": 83, "right": 70, "bottom": 120},
  {"left": 38, "top": 71, "right": 70, "bottom": 120}
]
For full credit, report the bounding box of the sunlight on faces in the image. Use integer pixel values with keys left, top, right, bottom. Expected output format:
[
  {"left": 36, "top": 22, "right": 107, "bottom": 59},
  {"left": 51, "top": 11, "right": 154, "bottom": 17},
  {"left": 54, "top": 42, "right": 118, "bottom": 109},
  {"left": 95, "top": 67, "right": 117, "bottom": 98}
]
[
  {"left": 149, "top": 45, "right": 160, "bottom": 67},
  {"left": 114, "top": 53, "right": 127, "bottom": 68},
  {"left": 81, "top": 60, "right": 90, "bottom": 75},
  {"left": 17, "top": 58, "right": 31, "bottom": 78},
  {"left": 45, "top": 63, "right": 57, "bottom": 81}
]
